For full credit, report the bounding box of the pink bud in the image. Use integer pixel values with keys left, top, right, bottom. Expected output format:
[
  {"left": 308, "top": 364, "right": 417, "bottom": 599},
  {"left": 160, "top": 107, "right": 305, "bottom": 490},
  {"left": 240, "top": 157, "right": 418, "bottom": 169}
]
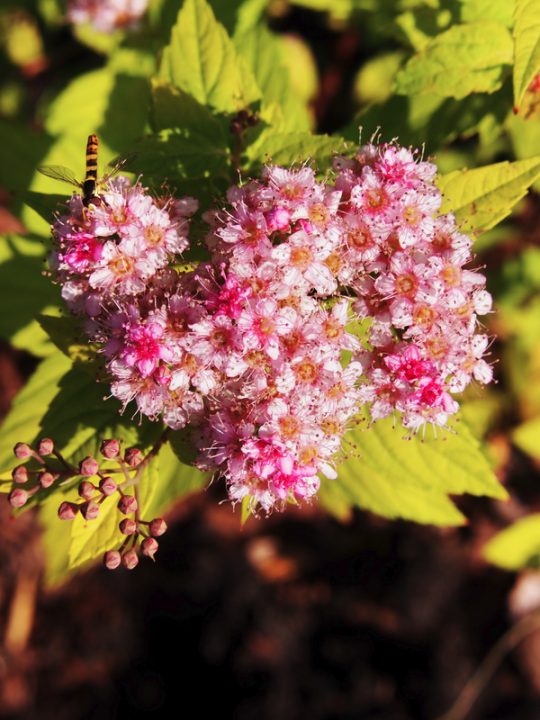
[
  {"left": 80, "top": 501, "right": 100, "bottom": 520},
  {"left": 14, "top": 443, "right": 32, "bottom": 459},
  {"left": 104, "top": 551, "right": 121, "bottom": 570},
  {"left": 117, "top": 495, "right": 138, "bottom": 515},
  {"left": 12, "top": 465, "right": 28, "bottom": 484},
  {"left": 119, "top": 518, "right": 137, "bottom": 535},
  {"left": 122, "top": 549, "right": 139, "bottom": 569},
  {"left": 124, "top": 448, "right": 143, "bottom": 467},
  {"left": 141, "top": 537, "right": 159, "bottom": 558},
  {"left": 100, "top": 439, "right": 119, "bottom": 459},
  {"left": 99, "top": 477, "right": 117, "bottom": 496},
  {"left": 8, "top": 488, "right": 28, "bottom": 507},
  {"left": 38, "top": 471, "right": 55, "bottom": 489},
  {"left": 58, "top": 501, "right": 79, "bottom": 520},
  {"left": 37, "top": 438, "right": 54, "bottom": 456},
  {"left": 79, "top": 456, "right": 99, "bottom": 476},
  {"left": 149, "top": 518, "right": 168, "bottom": 537},
  {"left": 78, "top": 481, "right": 95, "bottom": 499}
]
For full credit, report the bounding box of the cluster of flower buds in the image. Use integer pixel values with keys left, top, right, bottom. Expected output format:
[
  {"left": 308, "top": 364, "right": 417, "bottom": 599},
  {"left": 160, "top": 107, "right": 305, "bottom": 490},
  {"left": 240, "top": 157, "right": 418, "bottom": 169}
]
[
  {"left": 8, "top": 438, "right": 167, "bottom": 569},
  {"left": 48, "top": 140, "right": 493, "bottom": 514},
  {"left": 67, "top": 0, "right": 149, "bottom": 34}
]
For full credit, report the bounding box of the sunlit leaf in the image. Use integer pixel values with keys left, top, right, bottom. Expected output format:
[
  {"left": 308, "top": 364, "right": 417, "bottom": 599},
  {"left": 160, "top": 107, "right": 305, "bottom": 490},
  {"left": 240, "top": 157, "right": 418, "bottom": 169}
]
[
  {"left": 159, "top": 0, "right": 261, "bottom": 113},
  {"left": 437, "top": 155, "right": 540, "bottom": 232},
  {"left": 319, "top": 418, "right": 506, "bottom": 525},
  {"left": 395, "top": 22, "right": 513, "bottom": 99},
  {"left": 513, "top": 0, "right": 540, "bottom": 111},
  {"left": 484, "top": 514, "right": 540, "bottom": 570}
]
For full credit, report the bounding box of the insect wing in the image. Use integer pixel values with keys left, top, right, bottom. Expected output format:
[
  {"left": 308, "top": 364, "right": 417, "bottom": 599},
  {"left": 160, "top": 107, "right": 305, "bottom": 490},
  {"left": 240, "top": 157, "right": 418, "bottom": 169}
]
[
  {"left": 36, "top": 164, "right": 82, "bottom": 189},
  {"left": 101, "top": 151, "right": 140, "bottom": 184}
]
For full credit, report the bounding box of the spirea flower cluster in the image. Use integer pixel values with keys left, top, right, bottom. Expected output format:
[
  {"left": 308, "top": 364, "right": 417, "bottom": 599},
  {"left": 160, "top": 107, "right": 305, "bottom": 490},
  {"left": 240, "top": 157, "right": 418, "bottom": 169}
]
[
  {"left": 49, "top": 141, "right": 493, "bottom": 513},
  {"left": 67, "top": 0, "right": 149, "bottom": 33}
]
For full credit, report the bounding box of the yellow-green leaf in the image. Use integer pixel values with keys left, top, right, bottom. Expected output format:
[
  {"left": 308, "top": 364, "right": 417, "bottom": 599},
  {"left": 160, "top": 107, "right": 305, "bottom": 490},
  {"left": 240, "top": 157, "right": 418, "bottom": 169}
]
[
  {"left": 395, "top": 22, "right": 513, "bottom": 99},
  {"left": 484, "top": 514, "right": 540, "bottom": 570},
  {"left": 437, "top": 155, "right": 540, "bottom": 232},
  {"left": 160, "top": 0, "right": 261, "bottom": 113},
  {"left": 512, "top": 415, "right": 540, "bottom": 462},
  {"left": 319, "top": 418, "right": 506, "bottom": 526},
  {"left": 513, "top": 0, "right": 540, "bottom": 111}
]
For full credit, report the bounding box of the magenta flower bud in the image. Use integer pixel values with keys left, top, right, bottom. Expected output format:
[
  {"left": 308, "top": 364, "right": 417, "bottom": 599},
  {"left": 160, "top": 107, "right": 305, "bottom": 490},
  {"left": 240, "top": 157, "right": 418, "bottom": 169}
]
[
  {"left": 99, "top": 476, "right": 117, "bottom": 496},
  {"left": 104, "top": 551, "right": 121, "bottom": 570},
  {"left": 37, "top": 438, "right": 54, "bottom": 456},
  {"left": 38, "top": 471, "right": 55, "bottom": 489},
  {"left": 119, "top": 518, "right": 137, "bottom": 535},
  {"left": 58, "top": 501, "right": 79, "bottom": 520},
  {"left": 8, "top": 488, "right": 28, "bottom": 507},
  {"left": 100, "top": 439, "right": 119, "bottom": 459},
  {"left": 122, "top": 549, "right": 139, "bottom": 569},
  {"left": 117, "top": 495, "right": 138, "bottom": 515},
  {"left": 80, "top": 501, "right": 100, "bottom": 520},
  {"left": 79, "top": 456, "right": 99, "bottom": 476},
  {"left": 149, "top": 518, "right": 168, "bottom": 537},
  {"left": 12, "top": 465, "right": 28, "bottom": 484},
  {"left": 124, "top": 448, "right": 143, "bottom": 467},
  {"left": 141, "top": 537, "right": 159, "bottom": 558},
  {"left": 78, "top": 481, "right": 95, "bottom": 499},
  {"left": 14, "top": 442, "right": 32, "bottom": 459}
]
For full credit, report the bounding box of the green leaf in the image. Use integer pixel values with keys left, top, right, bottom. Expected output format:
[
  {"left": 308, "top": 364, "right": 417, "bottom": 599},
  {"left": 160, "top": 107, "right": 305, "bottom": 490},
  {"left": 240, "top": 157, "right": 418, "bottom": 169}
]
[
  {"left": 512, "top": 415, "right": 540, "bottom": 462},
  {"left": 134, "top": 126, "right": 231, "bottom": 182},
  {"left": 318, "top": 418, "right": 507, "bottom": 526},
  {"left": 159, "top": 0, "right": 261, "bottom": 113},
  {"left": 244, "top": 131, "right": 345, "bottom": 175},
  {"left": 437, "top": 155, "right": 540, "bottom": 232},
  {"left": 0, "top": 234, "right": 61, "bottom": 356},
  {"left": 151, "top": 77, "right": 229, "bottom": 136},
  {"left": 36, "top": 314, "right": 102, "bottom": 375},
  {"left": 39, "top": 486, "right": 81, "bottom": 587},
  {"left": 513, "top": 0, "right": 540, "bottom": 111},
  {"left": 142, "top": 441, "right": 208, "bottom": 519},
  {"left": 395, "top": 22, "right": 513, "bottom": 99},
  {"left": 19, "top": 191, "right": 68, "bottom": 224},
  {"left": 484, "top": 514, "right": 540, "bottom": 570},
  {"left": 234, "top": 24, "right": 311, "bottom": 132},
  {"left": 0, "top": 352, "right": 72, "bottom": 474},
  {"left": 459, "top": 0, "right": 514, "bottom": 27}
]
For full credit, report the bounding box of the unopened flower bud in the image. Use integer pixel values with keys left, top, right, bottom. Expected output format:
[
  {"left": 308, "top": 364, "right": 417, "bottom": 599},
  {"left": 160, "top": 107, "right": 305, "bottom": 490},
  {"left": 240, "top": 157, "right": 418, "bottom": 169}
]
[
  {"left": 124, "top": 448, "right": 143, "bottom": 467},
  {"left": 78, "top": 481, "right": 95, "bottom": 499},
  {"left": 38, "top": 471, "right": 55, "bottom": 489},
  {"left": 117, "top": 495, "right": 138, "bottom": 515},
  {"left": 149, "top": 518, "right": 168, "bottom": 537},
  {"left": 14, "top": 443, "right": 32, "bottom": 459},
  {"left": 12, "top": 465, "right": 28, "bottom": 484},
  {"left": 230, "top": 119, "right": 242, "bottom": 135},
  {"left": 119, "top": 518, "right": 137, "bottom": 535},
  {"left": 99, "top": 476, "right": 117, "bottom": 496},
  {"left": 79, "top": 456, "right": 99, "bottom": 476},
  {"left": 37, "top": 438, "right": 54, "bottom": 456},
  {"left": 104, "top": 550, "right": 121, "bottom": 570},
  {"left": 80, "top": 501, "right": 100, "bottom": 520},
  {"left": 100, "top": 439, "right": 119, "bottom": 459},
  {"left": 141, "top": 537, "right": 159, "bottom": 558},
  {"left": 58, "top": 501, "right": 79, "bottom": 520},
  {"left": 247, "top": 113, "right": 259, "bottom": 127},
  {"left": 8, "top": 488, "right": 28, "bottom": 507},
  {"left": 122, "top": 549, "right": 139, "bottom": 569}
]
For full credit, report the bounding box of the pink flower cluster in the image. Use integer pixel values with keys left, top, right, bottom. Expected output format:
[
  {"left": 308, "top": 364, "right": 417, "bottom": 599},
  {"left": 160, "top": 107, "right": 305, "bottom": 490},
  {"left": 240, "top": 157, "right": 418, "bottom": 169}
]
[
  {"left": 67, "top": 0, "right": 148, "bottom": 33},
  {"left": 49, "top": 141, "right": 493, "bottom": 513}
]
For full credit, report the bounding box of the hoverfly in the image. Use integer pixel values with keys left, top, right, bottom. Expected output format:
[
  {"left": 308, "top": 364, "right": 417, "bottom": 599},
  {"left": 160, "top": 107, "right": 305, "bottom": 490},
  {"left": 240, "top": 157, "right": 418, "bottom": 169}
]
[{"left": 37, "top": 134, "right": 139, "bottom": 209}]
